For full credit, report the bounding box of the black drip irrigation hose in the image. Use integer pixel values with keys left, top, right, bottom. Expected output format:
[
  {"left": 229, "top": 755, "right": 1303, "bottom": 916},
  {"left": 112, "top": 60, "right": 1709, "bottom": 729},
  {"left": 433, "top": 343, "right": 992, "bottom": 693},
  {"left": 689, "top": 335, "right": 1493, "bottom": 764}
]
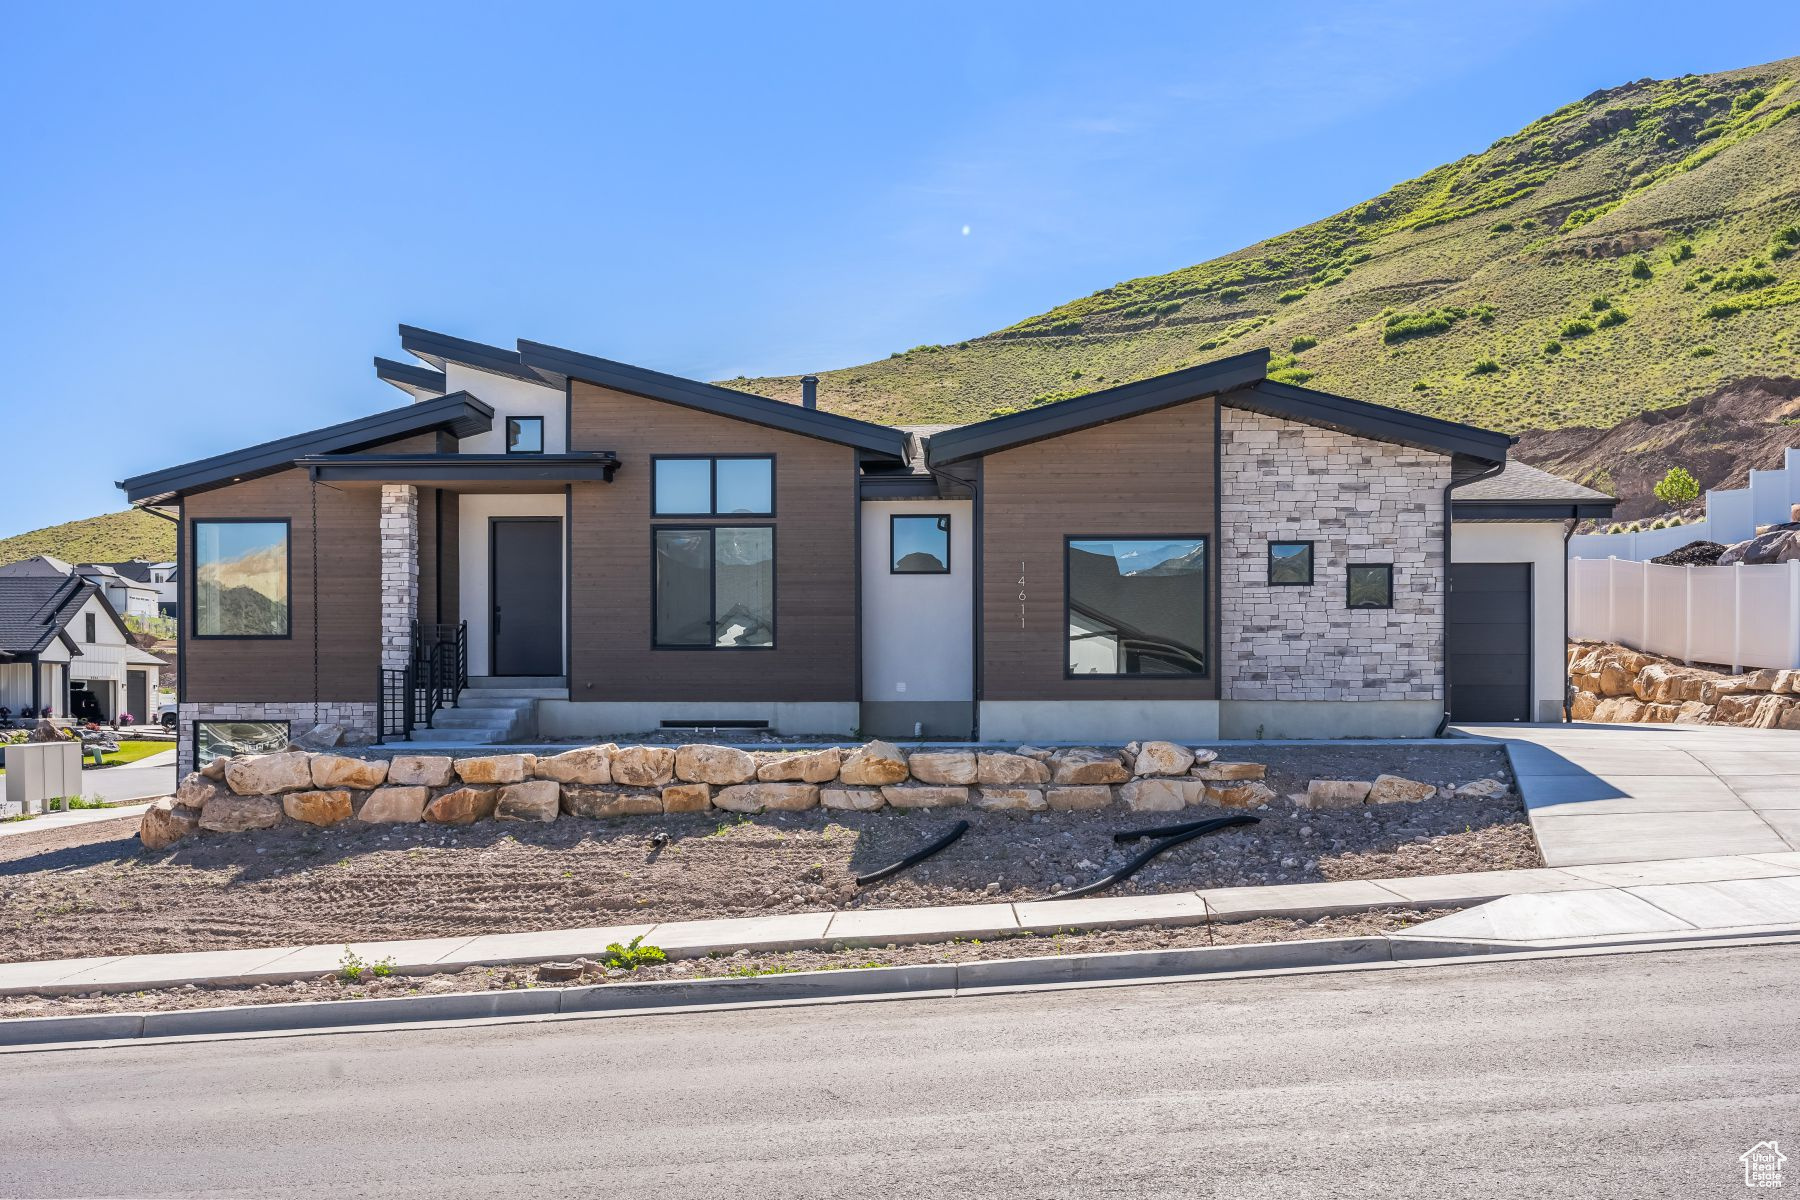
[
  {"left": 1112, "top": 814, "right": 1259, "bottom": 843},
  {"left": 1041, "top": 814, "right": 1260, "bottom": 902},
  {"left": 854, "top": 820, "right": 970, "bottom": 887}
]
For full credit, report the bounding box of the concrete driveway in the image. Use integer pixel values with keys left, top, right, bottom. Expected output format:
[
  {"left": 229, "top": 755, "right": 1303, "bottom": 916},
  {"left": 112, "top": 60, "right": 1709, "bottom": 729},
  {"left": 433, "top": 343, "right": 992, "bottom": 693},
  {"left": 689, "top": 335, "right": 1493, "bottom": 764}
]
[{"left": 1456, "top": 723, "right": 1800, "bottom": 866}]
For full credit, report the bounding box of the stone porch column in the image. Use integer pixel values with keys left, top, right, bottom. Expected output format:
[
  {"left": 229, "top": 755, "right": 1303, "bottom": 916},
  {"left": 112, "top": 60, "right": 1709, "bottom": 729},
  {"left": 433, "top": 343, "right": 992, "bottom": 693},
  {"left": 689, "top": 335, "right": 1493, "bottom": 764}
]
[{"left": 380, "top": 484, "right": 419, "bottom": 673}]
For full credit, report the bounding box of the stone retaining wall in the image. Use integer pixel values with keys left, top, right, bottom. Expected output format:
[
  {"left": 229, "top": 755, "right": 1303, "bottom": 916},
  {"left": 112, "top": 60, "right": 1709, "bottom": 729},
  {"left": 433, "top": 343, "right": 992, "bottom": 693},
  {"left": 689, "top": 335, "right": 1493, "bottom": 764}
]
[
  {"left": 1568, "top": 641, "right": 1800, "bottom": 728},
  {"left": 140, "top": 738, "right": 1505, "bottom": 850}
]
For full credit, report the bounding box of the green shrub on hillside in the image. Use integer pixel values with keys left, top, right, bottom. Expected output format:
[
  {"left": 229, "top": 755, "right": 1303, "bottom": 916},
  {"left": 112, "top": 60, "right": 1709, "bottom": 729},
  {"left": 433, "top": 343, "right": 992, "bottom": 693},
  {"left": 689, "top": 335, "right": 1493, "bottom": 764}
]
[
  {"left": 1542, "top": 340, "right": 1563, "bottom": 355},
  {"left": 1772, "top": 226, "right": 1800, "bottom": 259},
  {"left": 1590, "top": 297, "right": 1612, "bottom": 311},
  {"left": 1712, "top": 265, "right": 1778, "bottom": 292},
  {"left": 1381, "top": 305, "right": 1493, "bottom": 345},
  {"left": 1670, "top": 242, "right": 1695, "bottom": 264},
  {"left": 1277, "top": 288, "right": 1308, "bottom": 304},
  {"left": 1561, "top": 319, "right": 1596, "bottom": 339},
  {"left": 1468, "top": 359, "right": 1501, "bottom": 376},
  {"left": 1289, "top": 335, "right": 1318, "bottom": 352},
  {"left": 1597, "top": 308, "right": 1630, "bottom": 328},
  {"left": 1689, "top": 344, "right": 1716, "bottom": 357},
  {"left": 1629, "top": 257, "right": 1653, "bottom": 280}
]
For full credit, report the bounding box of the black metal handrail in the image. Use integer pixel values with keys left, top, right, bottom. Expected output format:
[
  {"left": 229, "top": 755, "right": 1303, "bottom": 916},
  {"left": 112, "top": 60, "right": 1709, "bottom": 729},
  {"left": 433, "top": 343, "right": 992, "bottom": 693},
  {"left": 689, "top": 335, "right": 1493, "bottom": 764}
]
[{"left": 377, "top": 665, "right": 414, "bottom": 742}]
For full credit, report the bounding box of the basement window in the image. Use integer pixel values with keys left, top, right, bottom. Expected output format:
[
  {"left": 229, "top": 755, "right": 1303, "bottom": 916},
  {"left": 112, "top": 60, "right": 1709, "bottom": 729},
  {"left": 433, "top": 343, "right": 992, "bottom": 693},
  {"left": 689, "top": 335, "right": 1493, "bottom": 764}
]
[
  {"left": 195, "top": 720, "right": 290, "bottom": 763},
  {"left": 1346, "top": 563, "right": 1394, "bottom": 610},
  {"left": 1066, "top": 536, "right": 1207, "bottom": 677}
]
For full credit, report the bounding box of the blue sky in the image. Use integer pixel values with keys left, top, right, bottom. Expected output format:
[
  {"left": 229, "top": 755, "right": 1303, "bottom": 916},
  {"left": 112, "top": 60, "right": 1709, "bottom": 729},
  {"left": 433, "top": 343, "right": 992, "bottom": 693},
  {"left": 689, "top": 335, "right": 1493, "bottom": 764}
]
[{"left": 2, "top": 2, "right": 1794, "bottom": 534}]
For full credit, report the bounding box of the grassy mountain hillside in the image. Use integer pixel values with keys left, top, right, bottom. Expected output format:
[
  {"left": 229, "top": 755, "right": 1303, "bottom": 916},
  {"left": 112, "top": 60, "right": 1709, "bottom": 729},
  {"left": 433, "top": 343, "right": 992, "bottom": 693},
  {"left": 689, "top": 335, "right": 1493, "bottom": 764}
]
[
  {"left": 738, "top": 56, "right": 1800, "bottom": 443},
  {"left": 0, "top": 510, "right": 175, "bottom": 567}
]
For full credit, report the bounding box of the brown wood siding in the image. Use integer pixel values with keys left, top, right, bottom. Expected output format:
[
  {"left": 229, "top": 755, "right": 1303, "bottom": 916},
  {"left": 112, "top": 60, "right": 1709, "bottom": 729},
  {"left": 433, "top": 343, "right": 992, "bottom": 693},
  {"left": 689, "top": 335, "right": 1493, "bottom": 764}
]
[
  {"left": 980, "top": 396, "right": 1220, "bottom": 701},
  {"left": 437, "top": 491, "right": 460, "bottom": 628},
  {"left": 417, "top": 487, "right": 440, "bottom": 627},
  {"left": 567, "top": 381, "right": 857, "bottom": 702},
  {"left": 182, "top": 467, "right": 380, "bottom": 703}
]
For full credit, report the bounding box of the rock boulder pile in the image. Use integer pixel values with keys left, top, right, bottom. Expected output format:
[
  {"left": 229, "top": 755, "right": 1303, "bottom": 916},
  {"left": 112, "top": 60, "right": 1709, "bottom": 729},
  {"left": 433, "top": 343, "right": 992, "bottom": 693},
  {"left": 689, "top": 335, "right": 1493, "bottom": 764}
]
[
  {"left": 1567, "top": 641, "right": 1800, "bottom": 728},
  {"left": 138, "top": 737, "right": 1506, "bottom": 850}
]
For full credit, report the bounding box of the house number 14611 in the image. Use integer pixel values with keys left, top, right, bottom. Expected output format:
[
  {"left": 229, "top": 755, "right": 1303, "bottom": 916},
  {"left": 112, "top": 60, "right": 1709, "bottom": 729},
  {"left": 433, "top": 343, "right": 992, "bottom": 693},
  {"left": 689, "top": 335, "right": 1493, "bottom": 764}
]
[{"left": 1019, "top": 560, "right": 1027, "bottom": 630}]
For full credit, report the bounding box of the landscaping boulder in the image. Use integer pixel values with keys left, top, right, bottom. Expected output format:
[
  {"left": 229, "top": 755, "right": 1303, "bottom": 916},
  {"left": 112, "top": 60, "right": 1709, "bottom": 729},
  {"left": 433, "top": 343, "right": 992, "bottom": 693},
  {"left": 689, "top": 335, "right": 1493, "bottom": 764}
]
[
  {"left": 1049, "top": 748, "right": 1129, "bottom": 785},
  {"left": 1367, "top": 775, "right": 1436, "bottom": 804},
  {"left": 424, "top": 785, "right": 499, "bottom": 825},
  {"left": 1640, "top": 702, "right": 1681, "bottom": 723},
  {"left": 283, "top": 789, "right": 353, "bottom": 827},
  {"left": 839, "top": 741, "right": 909, "bottom": 786},
  {"left": 562, "top": 787, "right": 662, "bottom": 819},
  {"left": 756, "top": 748, "right": 841, "bottom": 783},
  {"left": 387, "top": 755, "right": 454, "bottom": 788},
  {"left": 224, "top": 752, "right": 313, "bottom": 796},
  {"left": 358, "top": 786, "right": 430, "bottom": 823},
  {"left": 1014, "top": 745, "right": 1055, "bottom": 760},
  {"left": 1192, "top": 761, "right": 1265, "bottom": 782},
  {"left": 975, "top": 751, "right": 1050, "bottom": 786},
  {"left": 1633, "top": 663, "right": 1711, "bottom": 705},
  {"left": 1119, "top": 777, "right": 1203, "bottom": 811},
  {"left": 292, "top": 723, "right": 346, "bottom": 751},
  {"left": 1453, "top": 779, "right": 1507, "bottom": 801},
  {"left": 496, "top": 780, "right": 561, "bottom": 822},
  {"left": 1569, "top": 691, "right": 1599, "bottom": 721},
  {"left": 1046, "top": 785, "right": 1112, "bottom": 811},
  {"left": 1593, "top": 696, "right": 1646, "bottom": 723},
  {"left": 973, "top": 786, "right": 1047, "bottom": 812},
  {"left": 820, "top": 787, "right": 885, "bottom": 811},
  {"left": 1130, "top": 741, "right": 1194, "bottom": 777},
  {"left": 310, "top": 754, "right": 388, "bottom": 790},
  {"left": 675, "top": 744, "right": 757, "bottom": 785},
  {"left": 533, "top": 745, "right": 614, "bottom": 786},
  {"left": 175, "top": 773, "right": 226, "bottom": 810},
  {"left": 140, "top": 799, "right": 199, "bottom": 850},
  {"left": 198, "top": 756, "right": 228, "bottom": 781},
  {"left": 1205, "top": 781, "right": 1277, "bottom": 809},
  {"left": 198, "top": 794, "right": 283, "bottom": 833},
  {"left": 1676, "top": 700, "right": 1713, "bottom": 723},
  {"left": 881, "top": 784, "right": 969, "bottom": 808},
  {"left": 453, "top": 754, "right": 528, "bottom": 785},
  {"left": 906, "top": 750, "right": 978, "bottom": 786},
  {"left": 714, "top": 783, "right": 819, "bottom": 812},
  {"left": 1298, "top": 780, "right": 1371, "bottom": 810},
  {"left": 661, "top": 783, "right": 712, "bottom": 812},
  {"left": 610, "top": 746, "right": 676, "bottom": 788}
]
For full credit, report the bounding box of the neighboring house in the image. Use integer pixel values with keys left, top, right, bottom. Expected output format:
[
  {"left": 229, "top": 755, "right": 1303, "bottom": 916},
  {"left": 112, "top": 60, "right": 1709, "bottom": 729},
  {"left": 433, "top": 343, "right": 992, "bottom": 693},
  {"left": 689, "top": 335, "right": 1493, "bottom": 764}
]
[
  {"left": 0, "top": 574, "right": 164, "bottom": 723},
  {"left": 120, "top": 325, "right": 1614, "bottom": 772},
  {"left": 92, "top": 559, "right": 180, "bottom": 619},
  {"left": 0, "top": 555, "right": 163, "bottom": 620}
]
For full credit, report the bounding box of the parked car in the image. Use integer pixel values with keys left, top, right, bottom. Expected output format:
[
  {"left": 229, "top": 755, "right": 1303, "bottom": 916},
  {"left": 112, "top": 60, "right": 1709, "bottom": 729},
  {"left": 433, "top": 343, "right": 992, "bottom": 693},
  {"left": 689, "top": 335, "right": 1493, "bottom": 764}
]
[{"left": 159, "top": 702, "right": 178, "bottom": 730}]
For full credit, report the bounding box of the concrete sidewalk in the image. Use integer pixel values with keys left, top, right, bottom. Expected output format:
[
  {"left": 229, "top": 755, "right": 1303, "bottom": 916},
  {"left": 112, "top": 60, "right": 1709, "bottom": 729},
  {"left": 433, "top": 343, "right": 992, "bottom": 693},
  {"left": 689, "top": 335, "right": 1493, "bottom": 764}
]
[
  {"left": 1456, "top": 723, "right": 1800, "bottom": 866},
  {"left": 0, "top": 801, "right": 153, "bottom": 840},
  {"left": 7, "top": 849, "right": 1799, "bottom": 997}
]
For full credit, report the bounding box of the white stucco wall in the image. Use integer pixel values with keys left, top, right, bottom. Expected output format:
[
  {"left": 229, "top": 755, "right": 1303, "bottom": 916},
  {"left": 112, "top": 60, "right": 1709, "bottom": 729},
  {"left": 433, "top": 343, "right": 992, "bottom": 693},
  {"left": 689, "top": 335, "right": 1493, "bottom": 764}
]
[
  {"left": 458, "top": 494, "right": 568, "bottom": 677},
  {"left": 1452, "top": 520, "right": 1568, "bottom": 723},
  {"left": 860, "top": 500, "right": 973, "bottom": 703},
  {"left": 443, "top": 365, "right": 566, "bottom": 454}
]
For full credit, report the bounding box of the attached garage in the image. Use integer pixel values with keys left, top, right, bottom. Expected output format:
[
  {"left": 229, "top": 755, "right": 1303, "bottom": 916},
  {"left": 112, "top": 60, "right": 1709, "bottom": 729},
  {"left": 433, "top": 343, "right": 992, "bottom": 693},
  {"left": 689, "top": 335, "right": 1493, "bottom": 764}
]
[{"left": 1452, "top": 462, "right": 1616, "bottom": 724}]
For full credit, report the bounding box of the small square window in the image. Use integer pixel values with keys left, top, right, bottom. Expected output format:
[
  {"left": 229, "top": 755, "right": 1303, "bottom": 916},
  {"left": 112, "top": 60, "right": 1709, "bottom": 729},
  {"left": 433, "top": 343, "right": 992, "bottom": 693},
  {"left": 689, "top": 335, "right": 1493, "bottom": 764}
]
[
  {"left": 1346, "top": 563, "right": 1394, "bottom": 610},
  {"left": 891, "top": 514, "right": 951, "bottom": 573},
  {"left": 1267, "top": 541, "right": 1314, "bottom": 586},
  {"left": 506, "top": 416, "right": 545, "bottom": 454}
]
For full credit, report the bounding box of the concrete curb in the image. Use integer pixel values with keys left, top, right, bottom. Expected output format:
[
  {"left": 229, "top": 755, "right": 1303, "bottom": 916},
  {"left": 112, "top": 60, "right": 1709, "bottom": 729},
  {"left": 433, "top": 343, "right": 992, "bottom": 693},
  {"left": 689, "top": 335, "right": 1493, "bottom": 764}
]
[{"left": 9, "top": 925, "right": 1796, "bottom": 1051}]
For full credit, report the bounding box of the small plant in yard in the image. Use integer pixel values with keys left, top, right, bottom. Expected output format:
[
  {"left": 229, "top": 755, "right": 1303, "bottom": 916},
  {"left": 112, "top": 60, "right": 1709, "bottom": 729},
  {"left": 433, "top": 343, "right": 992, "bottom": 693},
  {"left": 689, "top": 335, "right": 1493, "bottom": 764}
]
[
  {"left": 602, "top": 935, "right": 667, "bottom": 972},
  {"left": 371, "top": 957, "right": 397, "bottom": 979},
  {"left": 338, "top": 948, "right": 368, "bottom": 983},
  {"left": 1654, "top": 466, "right": 1701, "bottom": 510}
]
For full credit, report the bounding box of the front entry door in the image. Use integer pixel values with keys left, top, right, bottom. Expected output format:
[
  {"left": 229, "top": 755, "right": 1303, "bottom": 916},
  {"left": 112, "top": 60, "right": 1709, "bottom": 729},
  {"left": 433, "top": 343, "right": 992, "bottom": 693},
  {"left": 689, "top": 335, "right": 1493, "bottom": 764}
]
[
  {"left": 127, "top": 672, "right": 148, "bottom": 723},
  {"left": 490, "top": 517, "right": 562, "bottom": 677}
]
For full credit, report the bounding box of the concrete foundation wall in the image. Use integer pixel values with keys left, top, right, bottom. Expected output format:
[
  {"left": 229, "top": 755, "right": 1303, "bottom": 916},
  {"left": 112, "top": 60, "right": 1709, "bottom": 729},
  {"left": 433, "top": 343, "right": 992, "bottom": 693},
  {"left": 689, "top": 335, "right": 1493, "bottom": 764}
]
[
  {"left": 859, "top": 700, "right": 976, "bottom": 740},
  {"left": 537, "top": 700, "right": 859, "bottom": 739},
  {"left": 978, "top": 700, "right": 1221, "bottom": 743},
  {"left": 1217, "top": 699, "right": 1442, "bottom": 740}
]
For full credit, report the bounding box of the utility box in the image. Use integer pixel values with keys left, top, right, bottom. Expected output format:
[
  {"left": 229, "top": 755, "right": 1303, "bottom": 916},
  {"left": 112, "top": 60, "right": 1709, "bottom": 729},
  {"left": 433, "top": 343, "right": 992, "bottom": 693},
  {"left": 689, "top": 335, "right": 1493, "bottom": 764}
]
[{"left": 4, "top": 741, "right": 83, "bottom": 812}]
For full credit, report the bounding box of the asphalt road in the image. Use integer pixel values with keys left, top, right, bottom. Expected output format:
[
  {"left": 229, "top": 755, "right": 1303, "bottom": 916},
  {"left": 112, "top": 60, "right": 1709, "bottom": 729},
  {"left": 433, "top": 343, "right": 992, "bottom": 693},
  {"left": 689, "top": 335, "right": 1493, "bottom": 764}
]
[
  {"left": 5, "top": 946, "right": 1797, "bottom": 1199},
  {"left": 79, "top": 748, "right": 175, "bottom": 804}
]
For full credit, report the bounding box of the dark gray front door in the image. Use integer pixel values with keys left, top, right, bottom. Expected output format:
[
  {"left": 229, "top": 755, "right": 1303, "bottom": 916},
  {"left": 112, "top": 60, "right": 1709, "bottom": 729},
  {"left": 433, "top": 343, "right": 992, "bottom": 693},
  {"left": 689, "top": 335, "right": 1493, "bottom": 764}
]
[
  {"left": 127, "top": 672, "right": 148, "bottom": 723},
  {"left": 490, "top": 517, "right": 562, "bottom": 677},
  {"left": 1448, "top": 562, "right": 1532, "bottom": 722}
]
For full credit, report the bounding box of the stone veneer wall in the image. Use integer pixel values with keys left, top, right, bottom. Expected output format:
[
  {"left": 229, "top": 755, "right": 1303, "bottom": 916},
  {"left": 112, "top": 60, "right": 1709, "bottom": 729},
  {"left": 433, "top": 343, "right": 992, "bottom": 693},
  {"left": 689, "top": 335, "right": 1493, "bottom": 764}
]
[
  {"left": 176, "top": 702, "right": 378, "bottom": 775},
  {"left": 1219, "top": 409, "right": 1450, "bottom": 702},
  {"left": 379, "top": 484, "right": 419, "bottom": 674}
]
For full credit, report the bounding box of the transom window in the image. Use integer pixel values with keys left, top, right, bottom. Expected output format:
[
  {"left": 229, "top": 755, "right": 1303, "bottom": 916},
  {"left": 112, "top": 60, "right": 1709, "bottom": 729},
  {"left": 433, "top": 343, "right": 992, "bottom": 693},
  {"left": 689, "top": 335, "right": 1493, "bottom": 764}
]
[
  {"left": 891, "top": 514, "right": 951, "bottom": 574},
  {"left": 1347, "top": 563, "right": 1394, "bottom": 610},
  {"left": 1267, "top": 541, "right": 1314, "bottom": 586},
  {"left": 653, "top": 456, "right": 774, "bottom": 516},
  {"left": 654, "top": 527, "right": 775, "bottom": 648},
  {"left": 1066, "top": 537, "right": 1207, "bottom": 677},
  {"left": 506, "top": 416, "right": 545, "bottom": 454},
  {"left": 193, "top": 519, "right": 290, "bottom": 638}
]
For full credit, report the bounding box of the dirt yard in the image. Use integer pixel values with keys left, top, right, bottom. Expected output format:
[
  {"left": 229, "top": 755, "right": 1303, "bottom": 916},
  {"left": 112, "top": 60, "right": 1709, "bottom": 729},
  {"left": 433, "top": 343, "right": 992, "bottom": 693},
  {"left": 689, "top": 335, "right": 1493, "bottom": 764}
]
[
  {"left": 0, "top": 743, "right": 1527, "bottom": 964},
  {"left": 0, "top": 906, "right": 1454, "bottom": 1019}
]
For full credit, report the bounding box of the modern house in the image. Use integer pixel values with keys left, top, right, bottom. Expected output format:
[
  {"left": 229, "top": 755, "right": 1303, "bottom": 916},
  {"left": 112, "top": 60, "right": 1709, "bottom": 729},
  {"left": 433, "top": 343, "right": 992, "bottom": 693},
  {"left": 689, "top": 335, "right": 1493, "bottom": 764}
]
[
  {"left": 119, "top": 325, "right": 1613, "bottom": 772},
  {"left": 0, "top": 573, "right": 165, "bottom": 723}
]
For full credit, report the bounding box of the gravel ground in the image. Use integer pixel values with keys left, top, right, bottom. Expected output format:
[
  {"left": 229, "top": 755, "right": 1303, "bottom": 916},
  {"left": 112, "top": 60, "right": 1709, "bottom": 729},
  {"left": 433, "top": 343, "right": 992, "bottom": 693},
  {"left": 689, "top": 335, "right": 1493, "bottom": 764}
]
[
  {"left": 0, "top": 744, "right": 1525, "bottom": 964},
  {"left": 0, "top": 907, "right": 1453, "bottom": 1019}
]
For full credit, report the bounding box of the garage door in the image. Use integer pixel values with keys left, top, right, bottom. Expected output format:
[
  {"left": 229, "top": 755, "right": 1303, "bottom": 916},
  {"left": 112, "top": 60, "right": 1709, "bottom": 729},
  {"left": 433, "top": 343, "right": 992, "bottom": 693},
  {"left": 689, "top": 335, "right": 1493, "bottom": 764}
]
[{"left": 1448, "top": 562, "right": 1531, "bottom": 722}]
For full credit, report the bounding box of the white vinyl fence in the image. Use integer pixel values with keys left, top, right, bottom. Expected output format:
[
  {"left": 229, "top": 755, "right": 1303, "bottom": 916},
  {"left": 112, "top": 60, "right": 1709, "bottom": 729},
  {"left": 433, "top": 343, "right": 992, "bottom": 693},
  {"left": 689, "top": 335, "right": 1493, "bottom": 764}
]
[
  {"left": 1567, "top": 448, "right": 1800, "bottom": 562},
  {"left": 1569, "top": 557, "right": 1800, "bottom": 672}
]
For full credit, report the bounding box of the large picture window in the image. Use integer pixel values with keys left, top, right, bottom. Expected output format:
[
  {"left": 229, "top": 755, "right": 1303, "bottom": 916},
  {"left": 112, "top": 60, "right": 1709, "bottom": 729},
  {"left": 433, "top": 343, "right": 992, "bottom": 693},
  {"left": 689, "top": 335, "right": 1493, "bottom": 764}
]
[
  {"left": 654, "top": 527, "right": 774, "bottom": 648},
  {"left": 1066, "top": 536, "right": 1207, "bottom": 677},
  {"left": 196, "top": 720, "right": 290, "bottom": 762},
  {"left": 653, "top": 456, "right": 774, "bottom": 516},
  {"left": 193, "top": 520, "right": 290, "bottom": 638}
]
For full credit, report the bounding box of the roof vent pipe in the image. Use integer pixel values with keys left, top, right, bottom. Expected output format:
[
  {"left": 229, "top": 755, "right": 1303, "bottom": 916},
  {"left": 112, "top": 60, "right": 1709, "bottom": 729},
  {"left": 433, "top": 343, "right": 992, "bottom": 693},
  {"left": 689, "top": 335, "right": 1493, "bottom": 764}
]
[{"left": 801, "top": 375, "right": 819, "bottom": 410}]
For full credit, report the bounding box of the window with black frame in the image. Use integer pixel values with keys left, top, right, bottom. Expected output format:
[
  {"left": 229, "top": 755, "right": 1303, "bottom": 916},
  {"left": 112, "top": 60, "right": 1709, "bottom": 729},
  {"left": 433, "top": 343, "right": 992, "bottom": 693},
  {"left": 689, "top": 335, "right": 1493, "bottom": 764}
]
[
  {"left": 890, "top": 514, "right": 950, "bottom": 573},
  {"left": 1346, "top": 563, "right": 1394, "bottom": 609},
  {"left": 653, "top": 457, "right": 773, "bottom": 516},
  {"left": 506, "top": 416, "right": 545, "bottom": 454},
  {"left": 654, "top": 526, "right": 774, "bottom": 648},
  {"left": 1267, "top": 540, "right": 1314, "bottom": 586},
  {"left": 196, "top": 720, "right": 290, "bottom": 762},
  {"left": 1066, "top": 537, "right": 1207, "bottom": 676},
  {"left": 193, "top": 520, "right": 289, "bottom": 637}
]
